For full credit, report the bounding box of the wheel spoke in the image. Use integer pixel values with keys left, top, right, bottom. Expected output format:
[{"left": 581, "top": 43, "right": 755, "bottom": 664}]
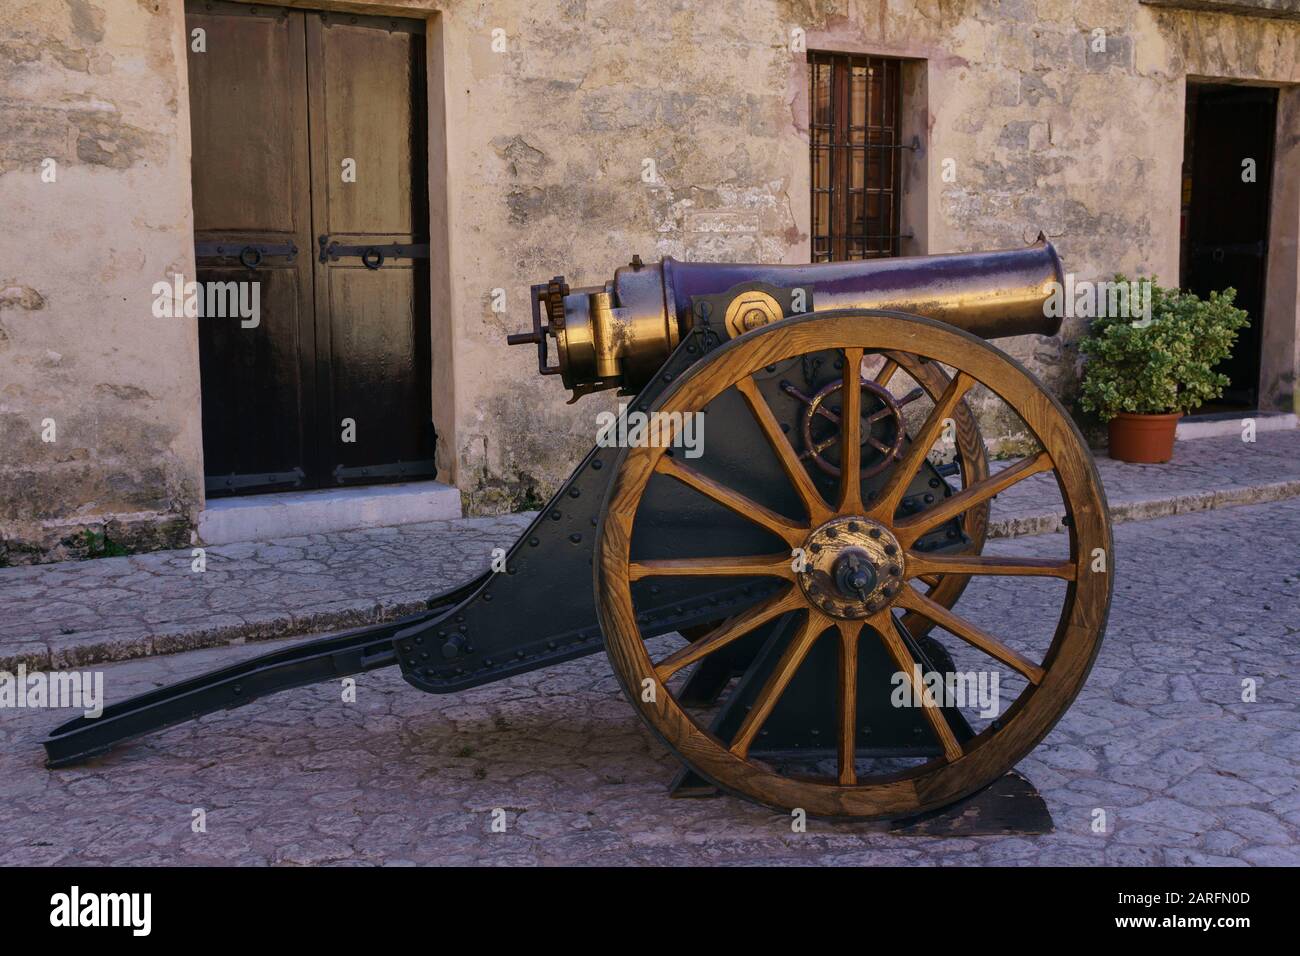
[
  {"left": 730, "top": 610, "right": 830, "bottom": 758},
  {"left": 869, "top": 371, "right": 975, "bottom": 522},
  {"left": 875, "top": 355, "right": 900, "bottom": 387},
  {"left": 838, "top": 348, "right": 864, "bottom": 512},
  {"left": 813, "top": 404, "right": 840, "bottom": 426},
  {"left": 810, "top": 434, "right": 837, "bottom": 455},
  {"left": 836, "top": 620, "right": 860, "bottom": 785},
  {"left": 895, "top": 386, "right": 925, "bottom": 408},
  {"left": 867, "top": 609, "right": 963, "bottom": 761},
  {"left": 735, "top": 376, "right": 833, "bottom": 525},
  {"left": 629, "top": 553, "right": 796, "bottom": 581},
  {"left": 895, "top": 451, "right": 1053, "bottom": 545},
  {"left": 908, "top": 553, "right": 1077, "bottom": 580},
  {"left": 656, "top": 454, "right": 807, "bottom": 547},
  {"left": 655, "top": 587, "right": 804, "bottom": 681},
  {"left": 895, "top": 585, "right": 1046, "bottom": 684}
]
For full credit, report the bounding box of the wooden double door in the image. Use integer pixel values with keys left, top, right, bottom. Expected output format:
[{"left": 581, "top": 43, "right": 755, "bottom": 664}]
[{"left": 186, "top": 1, "right": 434, "bottom": 496}]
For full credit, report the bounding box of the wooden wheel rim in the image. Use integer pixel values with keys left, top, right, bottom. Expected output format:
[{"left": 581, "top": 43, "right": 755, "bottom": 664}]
[{"left": 595, "top": 310, "right": 1112, "bottom": 819}]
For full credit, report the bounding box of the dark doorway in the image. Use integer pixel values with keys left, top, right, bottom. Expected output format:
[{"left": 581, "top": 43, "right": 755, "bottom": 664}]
[
  {"left": 186, "top": 1, "right": 435, "bottom": 496},
  {"left": 1180, "top": 82, "right": 1278, "bottom": 411}
]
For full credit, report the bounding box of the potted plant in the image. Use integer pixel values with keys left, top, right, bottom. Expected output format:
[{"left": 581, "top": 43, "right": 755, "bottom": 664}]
[{"left": 1078, "top": 279, "right": 1249, "bottom": 463}]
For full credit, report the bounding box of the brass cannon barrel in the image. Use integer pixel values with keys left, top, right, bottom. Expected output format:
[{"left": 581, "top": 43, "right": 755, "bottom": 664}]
[{"left": 512, "top": 240, "right": 1064, "bottom": 401}]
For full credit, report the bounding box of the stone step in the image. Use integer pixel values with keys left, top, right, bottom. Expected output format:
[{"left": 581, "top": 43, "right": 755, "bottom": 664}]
[
  {"left": 198, "top": 480, "right": 462, "bottom": 545},
  {"left": 1176, "top": 410, "right": 1298, "bottom": 442}
]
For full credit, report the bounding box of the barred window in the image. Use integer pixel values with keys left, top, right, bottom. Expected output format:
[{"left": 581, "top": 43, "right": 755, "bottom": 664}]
[{"left": 809, "top": 53, "right": 903, "bottom": 261}]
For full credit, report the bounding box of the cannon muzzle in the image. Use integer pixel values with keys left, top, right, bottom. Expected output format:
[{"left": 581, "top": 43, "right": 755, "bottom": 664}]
[{"left": 511, "top": 240, "right": 1065, "bottom": 401}]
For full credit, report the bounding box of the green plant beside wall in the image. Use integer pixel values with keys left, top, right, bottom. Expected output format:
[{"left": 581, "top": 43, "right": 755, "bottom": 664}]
[
  {"left": 1078, "top": 279, "right": 1249, "bottom": 421},
  {"left": 77, "top": 529, "right": 132, "bottom": 560}
]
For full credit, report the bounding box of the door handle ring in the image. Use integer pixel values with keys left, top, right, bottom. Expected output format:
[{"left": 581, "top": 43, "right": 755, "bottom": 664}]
[{"left": 239, "top": 245, "right": 264, "bottom": 270}]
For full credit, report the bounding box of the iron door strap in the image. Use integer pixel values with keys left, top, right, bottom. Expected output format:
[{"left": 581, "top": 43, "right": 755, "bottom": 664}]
[
  {"left": 195, "top": 241, "right": 299, "bottom": 268},
  {"left": 332, "top": 459, "right": 438, "bottom": 483},
  {"left": 317, "top": 235, "right": 430, "bottom": 269},
  {"left": 1189, "top": 240, "right": 1267, "bottom": 261},
  {"left": 206, "top": 467, "right": 306, "bottom": 495}
]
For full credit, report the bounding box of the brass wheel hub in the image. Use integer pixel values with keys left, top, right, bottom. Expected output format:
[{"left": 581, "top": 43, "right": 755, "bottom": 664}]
[{"left": 797, "top": 516, "right": 905, "bottom": 619}]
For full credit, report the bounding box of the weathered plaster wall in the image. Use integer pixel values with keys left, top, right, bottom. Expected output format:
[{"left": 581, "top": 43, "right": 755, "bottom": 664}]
[
  {"left": 787, "top": 1, "right": 1299, "bottom": 449},
  {"left": 430, "top": 0, "right": 810, "bottom": 511},
  {"left": 0, "top": 0, "right": 202, "bottom": 563},
  {"left": 433, "top": 0, "right": 1299, "bottom": 505}
]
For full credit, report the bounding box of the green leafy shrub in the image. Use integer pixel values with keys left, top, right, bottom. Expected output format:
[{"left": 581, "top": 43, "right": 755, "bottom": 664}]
[{"left": 1078, "top": 278, "right": 1249, "bottom": 422}]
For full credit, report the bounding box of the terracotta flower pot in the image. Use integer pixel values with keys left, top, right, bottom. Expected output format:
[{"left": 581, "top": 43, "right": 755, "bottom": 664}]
[{"left": 1107, "top": 412, "right": 1182, "bottom": 463}]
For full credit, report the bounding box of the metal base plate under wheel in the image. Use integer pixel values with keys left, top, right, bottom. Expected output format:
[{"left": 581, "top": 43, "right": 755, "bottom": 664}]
[
  {"left": 889, "top": 770, "right": 1052, "bottom": 835},
  {"left": 672, "top": 768, "right": 1052, "bottom": 836}
]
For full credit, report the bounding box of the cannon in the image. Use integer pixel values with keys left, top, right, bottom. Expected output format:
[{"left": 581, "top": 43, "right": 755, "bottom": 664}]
[{"left": 45, "top": 239, "right": 1112, "bottom": 820}]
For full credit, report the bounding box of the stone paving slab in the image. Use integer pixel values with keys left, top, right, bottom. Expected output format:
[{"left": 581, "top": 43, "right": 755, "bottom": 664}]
[
  {"left": 1, "top": 498, "right": 1296, "bottom": 865},
  {"left": 0, "top": 429, "right": 1296, "bottom": 672}
]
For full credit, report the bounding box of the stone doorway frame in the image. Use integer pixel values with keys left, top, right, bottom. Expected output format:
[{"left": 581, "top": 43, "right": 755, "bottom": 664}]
[{"left": 1259, "top": 84, "right": 1300, "bottom": 414}]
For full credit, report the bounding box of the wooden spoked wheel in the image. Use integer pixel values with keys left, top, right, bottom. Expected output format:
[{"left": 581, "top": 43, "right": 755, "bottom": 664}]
[
  {"left": 595, "top": 310, "right": 1112, "bottom": 819},
  {"left": 679, "top": 351, "right": 990, "bottom": 650}
]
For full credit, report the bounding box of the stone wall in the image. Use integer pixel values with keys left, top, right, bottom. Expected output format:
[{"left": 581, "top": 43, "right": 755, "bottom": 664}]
[
  {"left": 433, "top": 0, "right": 1300, "bottom": 503},
  {"left": 0, "top": 0, "right": 202, "bottom": 563},
  {"left": 432, "top": 0, "right": 809, "bottom": 511},
  {"left": 1, "top": 0, "right": 1297, "bottom": 562}
]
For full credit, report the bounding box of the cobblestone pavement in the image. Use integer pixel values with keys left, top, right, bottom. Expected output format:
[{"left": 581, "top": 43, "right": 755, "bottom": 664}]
[
  {"left": 1, "top": 429, "right": 1297, "bottom": 672},
  {"left": 1, "top": 498, "right": 1297, "bottom": 865},
  {"left": 0, "top": 514, "right": 532, "bottom": 672}
]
